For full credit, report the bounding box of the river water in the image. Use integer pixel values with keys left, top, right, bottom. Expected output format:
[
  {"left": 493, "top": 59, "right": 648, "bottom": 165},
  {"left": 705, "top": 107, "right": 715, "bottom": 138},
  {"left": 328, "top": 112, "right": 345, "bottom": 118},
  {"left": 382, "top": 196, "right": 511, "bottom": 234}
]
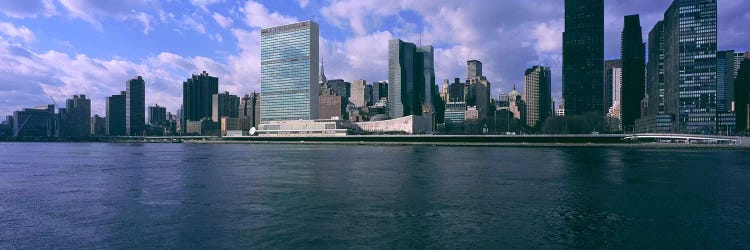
[{"left": 1, "top": 143, "right": 748, "bottom": 248}]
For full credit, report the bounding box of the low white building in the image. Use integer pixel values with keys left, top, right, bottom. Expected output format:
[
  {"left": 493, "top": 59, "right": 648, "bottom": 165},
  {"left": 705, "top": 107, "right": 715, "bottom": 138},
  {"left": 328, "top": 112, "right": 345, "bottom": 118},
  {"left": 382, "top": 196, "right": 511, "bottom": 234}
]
[
  {"left": 256, "top": 120, "right": 348, "bottom": 137},
  {"left": 354, "top": 115, "right": 432, "bottom": 135}
]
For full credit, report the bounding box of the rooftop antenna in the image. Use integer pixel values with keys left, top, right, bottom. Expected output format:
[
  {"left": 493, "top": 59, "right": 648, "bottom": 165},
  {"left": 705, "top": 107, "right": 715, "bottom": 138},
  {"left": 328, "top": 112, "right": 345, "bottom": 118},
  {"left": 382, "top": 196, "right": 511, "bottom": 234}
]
[{"left": 419, "top": 33, "right": 422, "bottom": 46}]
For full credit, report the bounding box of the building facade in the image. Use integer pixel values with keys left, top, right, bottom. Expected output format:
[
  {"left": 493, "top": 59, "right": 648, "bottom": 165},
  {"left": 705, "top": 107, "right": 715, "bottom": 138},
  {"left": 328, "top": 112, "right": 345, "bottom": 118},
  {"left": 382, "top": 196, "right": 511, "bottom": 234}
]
[
  {"left": 604, "top": 59, "right": 622, "bottom": 112},
  {"left": 182, "top": 71, "right": 219, "bottom": 132},
  {"left": 664, "top": 0, "right": 718, "bottom": 134},
  {"left": 523, "top": 66, "right": 552, "bottom": 128},
  {"left": 620, "top": 14, "right": 646, "bottom": 131},
  {"left": 387, "top": 39, "right": 434, "bottom": 119},
  {"left": 148, "top": 104, "right": 167, "bottom": 126},
  {"left": 562, "top": 0, "right": 604, "bottom": 117},
  {"left": 240, "top": 92, "right": 261, "bottom": 129},
  {"left": 350, "top": 79, "right": 367, "bottom": 107},
  {"left": 212, "top": 91, "right": 240, "bottom": 122},
  {"left": 126, "top": 76, "right": 145, "bottom": 136},
  {"left": 260, "top": 21, "right": 319, "bottom": 123},
  {"left": 62, "top": 95, "right": 91, "bottom": 137},
  {"left": 106, "top": 91, "right": 126, "bottom": 136}
]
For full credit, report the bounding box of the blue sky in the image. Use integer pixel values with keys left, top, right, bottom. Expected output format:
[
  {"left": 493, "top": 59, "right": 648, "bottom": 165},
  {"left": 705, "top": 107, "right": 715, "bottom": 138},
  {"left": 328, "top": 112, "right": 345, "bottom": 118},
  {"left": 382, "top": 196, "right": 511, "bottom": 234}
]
[{"left": 0, "top": 0, "right": 748, "bottom": 119}]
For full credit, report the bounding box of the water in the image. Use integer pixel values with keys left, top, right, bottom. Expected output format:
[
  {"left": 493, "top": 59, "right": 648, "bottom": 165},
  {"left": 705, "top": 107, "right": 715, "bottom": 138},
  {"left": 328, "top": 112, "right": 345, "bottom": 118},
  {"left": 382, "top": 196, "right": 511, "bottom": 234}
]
[{"left": 1, "top": 143, "right": 749, "bottom": 249}]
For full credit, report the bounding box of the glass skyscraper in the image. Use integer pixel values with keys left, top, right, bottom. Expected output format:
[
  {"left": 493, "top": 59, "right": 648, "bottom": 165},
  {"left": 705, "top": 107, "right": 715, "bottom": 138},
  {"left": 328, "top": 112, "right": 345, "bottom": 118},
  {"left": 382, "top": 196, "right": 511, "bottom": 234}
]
[
  {"left": 387, "top": 39, "right": 434, "bottom": 119},
  {"left": 126, "top": 76, "right": 145, "bottom": 136},
  {"left": 562, "top": 0, "right": 604, "bottom": 117},
  {"left": 663, "top": 0, "right": 718, "bottom": 134},
  {"left": 260, "top": 21, "right": 319, "bottom": 123}
]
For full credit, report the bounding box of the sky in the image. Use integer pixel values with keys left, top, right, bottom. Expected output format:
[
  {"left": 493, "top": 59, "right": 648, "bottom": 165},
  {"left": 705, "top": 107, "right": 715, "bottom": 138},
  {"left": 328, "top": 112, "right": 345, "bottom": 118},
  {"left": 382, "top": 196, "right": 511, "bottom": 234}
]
[{"left": 0, "top": 0, "right": 748, "bottom": 119}]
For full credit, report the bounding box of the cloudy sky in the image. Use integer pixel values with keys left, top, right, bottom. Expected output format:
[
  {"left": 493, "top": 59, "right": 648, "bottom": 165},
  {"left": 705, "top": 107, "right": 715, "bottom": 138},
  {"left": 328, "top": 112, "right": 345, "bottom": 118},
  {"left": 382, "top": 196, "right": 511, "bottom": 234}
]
[{"left": 0, "top": 0, "right": 748, "bottom": 118}]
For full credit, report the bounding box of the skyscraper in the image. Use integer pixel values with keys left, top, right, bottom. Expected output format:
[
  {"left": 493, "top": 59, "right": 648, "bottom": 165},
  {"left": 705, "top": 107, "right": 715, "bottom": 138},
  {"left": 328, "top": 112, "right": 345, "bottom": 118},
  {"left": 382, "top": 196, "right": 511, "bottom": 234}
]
[
  {"left": 212, "top": 91, "right": 240, "bottom": 122},
  {"left": 148, "top": 104, "right": 167, "bottom": 126},
  {"left": 467, "top": 60, "right": 482, "bottom": 80},
  {"left": 387, "top": 39, "right": 434, "bottom": 119},
  {"left": 126, "top": 76, "right": 145, "bottom": 136},
  {"left": 351, "top": 79, "right": 367, "bottom": 107},
  {"left": 664, "top": 0, "right": 718, "bottom": 134},
  {"left": 604, "top": 59, "right": 622, "bottom": 113},
  {"left": 63, "top": 95, "right": 91, "bottom": 137},
  {"left": 182, "top": 71, "right": 218, "bottom": 132},
  {"left": 620, "top": 14, "right": 646, "bottom": 131},
  {"left": 735, "top": 60, "right": 750, "bottom": 134},
  {"left": 523, "top": 66, "right": 552, "bottom": 128},
  {"left": 371, "top": 81, "right": 388, "bottom": 102},
  {"left": 260, "top": 21, "right": 319, "bottom": 123},
  {"left": 647, "top": 21, "right": 665, "bottom": 116},
  {"left": 563, "top": 0, "right": 604, "bottom": 117},
  {"left": 106, "top": 91, "right": 126, "bottom": 136},
  {"left": 717, "top": 50, "right": 735, "bottom": 112},
  {"left": 239, "top": 92, "right": 261, "bottom": 128}
]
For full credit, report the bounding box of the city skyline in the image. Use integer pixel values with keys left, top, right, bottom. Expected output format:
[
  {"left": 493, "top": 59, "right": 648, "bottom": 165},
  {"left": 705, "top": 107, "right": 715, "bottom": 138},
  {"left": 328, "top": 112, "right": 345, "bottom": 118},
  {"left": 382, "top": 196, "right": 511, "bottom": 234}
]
[{"left": 0, "top": 0, "right": 748, "bottom": 120}]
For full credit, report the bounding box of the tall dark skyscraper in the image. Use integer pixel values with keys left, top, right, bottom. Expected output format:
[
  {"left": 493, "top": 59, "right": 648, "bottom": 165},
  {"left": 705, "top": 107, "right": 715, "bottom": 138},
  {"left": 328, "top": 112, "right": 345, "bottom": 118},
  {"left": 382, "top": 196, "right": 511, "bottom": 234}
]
[
  {"left": 620, "top": 15, "right": 646, "bottom": 131},
  {"left": 467, "top": 60, "right": 482, "bottom": 79},
  {"left": 63, "top": 95, "right": 91, "bottom": 137},
  {"left": 735, "top": 60, "right": 750, "bottom": 134},
  {"left": 240, "top": 92, "right": 261, "bottom": 128},
  {"left": 182, "top": 71, "right": 218, "bottom": 132},
  {"left": 647, "top": 21, "right": 665, "bottom": 116},
  {"left": 664, "top": 0, "right": 718, "bottom": 134},
  {"left": 126, "top": 76, "right": 145, "bottom": 136},
  {"left": 148, "top": 104, "right": 167, "bottom": 126},
  {"left": 106, "top": 91, "right": 126, "bottom": 136},
  {"left": 716, "top": 50, "right": 738, "bottom": 112},
  {"left": 212, "top": 91, "right": 240, "bottom": 122},
  {"left": 562, "top": 0, "right": 604, "bottom": 117},
  {"left": 387, "top": 39, "right": 435, "bottom": 118}
]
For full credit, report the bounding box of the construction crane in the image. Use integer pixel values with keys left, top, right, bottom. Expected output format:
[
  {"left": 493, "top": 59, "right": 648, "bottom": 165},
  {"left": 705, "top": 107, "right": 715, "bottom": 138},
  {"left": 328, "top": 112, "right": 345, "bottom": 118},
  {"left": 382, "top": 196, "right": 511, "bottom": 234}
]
[{"left": 49, "top": 96, "right": 58, "bottom": 109}]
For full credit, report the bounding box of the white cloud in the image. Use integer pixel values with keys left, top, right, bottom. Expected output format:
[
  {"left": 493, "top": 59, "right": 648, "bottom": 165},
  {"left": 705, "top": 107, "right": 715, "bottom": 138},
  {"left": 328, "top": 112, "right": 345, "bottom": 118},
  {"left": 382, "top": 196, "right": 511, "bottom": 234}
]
[
  {"left": 133, "top": 11, "right": 154, "bottom": 34},
  {"left": 191, "top": 0, "right": 222, "bottom": 12},
  {"left": 0, "top": 22, "right": 36, "bottom": 44},
  {"left": 298, "top": 0, "right": 311, "bottom": 8},
  {"left": 240, "top": 1, "right": 298, "bottom": 29},
  {"left": 181, "top": 14, "right": 207, "bottom": 34},
  {"left": 0, "top": 0, "right": 56, "bottom": 18},
  {"left": 212, "top": 12, "right": 233, "bottom": 28}
]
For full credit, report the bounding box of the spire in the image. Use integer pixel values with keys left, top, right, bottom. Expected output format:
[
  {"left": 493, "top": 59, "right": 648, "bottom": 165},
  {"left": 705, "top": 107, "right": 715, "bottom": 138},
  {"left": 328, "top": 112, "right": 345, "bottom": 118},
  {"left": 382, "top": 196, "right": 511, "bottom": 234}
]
[{"left": 320, "top": 57, "right": 327, "bottom": 84}]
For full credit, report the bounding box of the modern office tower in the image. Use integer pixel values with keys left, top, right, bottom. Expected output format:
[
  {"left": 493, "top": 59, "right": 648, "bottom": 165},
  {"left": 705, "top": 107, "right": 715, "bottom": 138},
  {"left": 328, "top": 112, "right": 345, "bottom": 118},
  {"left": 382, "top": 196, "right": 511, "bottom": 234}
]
[
  {"left": 182, "top": 71, "right": 219, "bottom": 132},
  {"left": 647, "top": 21, "right": 665, "bottom": 116},
  {"left": 444, "top": 102, "right": 467, "bottom": 126},
  {"left": 467, "top": 60, "right": 483, "bottom": 79},
  {"left": 604, "top": 59, "right": 622, "bottom": 112},
  {"left": 387, "top": 39, "right": 435, "bottom": 119},
  {"left": 212, "top": 91, "right": 240, "bottom": 122},
  {"left": 327, "top": 79, "right": 350, "bottom": 98},
  {"left": 351, "top": 79, "right": 367, "bottom": 107},
  {"left": 735, "top": 52, "right": 750, "bottom": 77},
  {"left": 106, "top": 91, "right": 126, "bottom": 136},
  {"left": 562, "top": 0, "right": 604, "bottom": 117},
  {"left": 90, "top": 115, "right": 106, "bottom": 136},
  {"left": 523, "top": 66, "right": 552, "bottom": 128},
  {"left": 717, "top": 51, "right": 736, "bottom": 112},
  {"left": 260, "top": 21, "right": 319, "bottom": 123},
  {"left": 466, "top": 77, "right": 491, "bottom": 120},
  {"left": 664, "top": 0, "right": 718, "bottom": 134},
  {"left": 371, "top": 81, "right": 388, "bottom": 102},
  {"left": 13, "top": 105, "right": 55, "bottom": 138},
  {"left": 239, "top": 92, "right": 261, "bottom": 128},
  {"left": 448, "top": 78, "right": 465, "bottom": 102},
  {"left": 63, "top": 95, "right": 91, "bottom": 137},
  {"left": 148, "top": 104, "right": 167, "bottom": 126},
  {"left": 735, "top": 60, "right": 750, "bottom": 133},
  {"left": 608, "top": 67, "right": 623, "bottom": 129},
  {"left": 319, "top": 83, "right": 344, "bottom": 119},
  {"left": 365, "top": 84, "right": 373, "bottom": 106},
  {"left": 125, "top": 76, "right": 145, "bottom": 136},
  {"left": 620, "top": 14, "right": 646, "bottom": 131}
]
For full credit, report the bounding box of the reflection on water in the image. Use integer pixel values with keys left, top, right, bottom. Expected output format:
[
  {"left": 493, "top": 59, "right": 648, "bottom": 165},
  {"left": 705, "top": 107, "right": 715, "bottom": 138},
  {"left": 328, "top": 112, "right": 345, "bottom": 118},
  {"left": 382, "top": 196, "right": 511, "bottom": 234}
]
[{"left": 0, "top": 143, "right": 748, "bottom": 248}]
